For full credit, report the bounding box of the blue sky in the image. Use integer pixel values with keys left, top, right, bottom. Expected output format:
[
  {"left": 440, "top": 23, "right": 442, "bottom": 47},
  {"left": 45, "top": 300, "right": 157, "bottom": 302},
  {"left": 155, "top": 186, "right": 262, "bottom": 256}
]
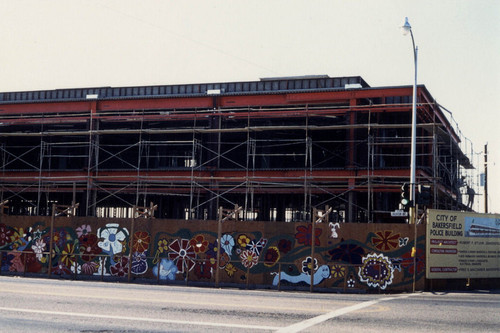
[{"left": 0, "top": 0, "right": 498, "bottom": 213}]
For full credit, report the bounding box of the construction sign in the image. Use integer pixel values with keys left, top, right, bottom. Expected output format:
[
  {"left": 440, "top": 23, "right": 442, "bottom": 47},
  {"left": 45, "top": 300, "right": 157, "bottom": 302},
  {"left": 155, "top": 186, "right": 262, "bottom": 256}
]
[{"left": 426, "top": 209, "right": 500, "bottom": 279}]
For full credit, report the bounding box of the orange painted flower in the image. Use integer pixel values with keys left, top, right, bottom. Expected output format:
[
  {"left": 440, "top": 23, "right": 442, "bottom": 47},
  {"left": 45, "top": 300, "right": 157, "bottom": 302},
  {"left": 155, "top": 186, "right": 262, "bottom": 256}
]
[{"left": 132, "top": 231, "right": 151, "bottom": 253}]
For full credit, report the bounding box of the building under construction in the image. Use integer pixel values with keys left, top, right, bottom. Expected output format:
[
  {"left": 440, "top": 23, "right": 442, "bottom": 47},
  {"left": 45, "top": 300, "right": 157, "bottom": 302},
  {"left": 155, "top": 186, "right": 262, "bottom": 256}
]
[{"left": 0, "top": 75, "right": 475, "bottom": 222}]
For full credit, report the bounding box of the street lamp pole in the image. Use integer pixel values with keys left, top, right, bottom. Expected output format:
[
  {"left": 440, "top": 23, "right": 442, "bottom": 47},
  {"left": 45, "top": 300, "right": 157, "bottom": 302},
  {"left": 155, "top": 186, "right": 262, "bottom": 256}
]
[{"left": 401, "top": 17, "right": 418, "bottom": 224}]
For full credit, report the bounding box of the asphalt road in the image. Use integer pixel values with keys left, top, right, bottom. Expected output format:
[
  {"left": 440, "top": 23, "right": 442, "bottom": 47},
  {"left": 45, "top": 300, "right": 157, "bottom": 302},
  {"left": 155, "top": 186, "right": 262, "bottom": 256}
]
[{"left": 0, "top": 276, "right": 498, "bottom": 332}]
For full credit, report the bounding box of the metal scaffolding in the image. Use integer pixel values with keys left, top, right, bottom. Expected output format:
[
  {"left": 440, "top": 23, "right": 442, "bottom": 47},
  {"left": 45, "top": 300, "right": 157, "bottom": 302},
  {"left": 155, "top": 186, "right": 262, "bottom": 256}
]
[{"left": 0, "top": 76, "right": 477, "bottom": 222}]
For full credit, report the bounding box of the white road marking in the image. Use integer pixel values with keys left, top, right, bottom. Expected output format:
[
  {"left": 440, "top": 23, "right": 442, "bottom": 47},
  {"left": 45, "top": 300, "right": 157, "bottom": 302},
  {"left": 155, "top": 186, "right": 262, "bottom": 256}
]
[
  {"left": 275, "top": 294, "right": 418, "bottom": 332},
  {"left": 0, "top": 306, "right": 279, "bottom": 331}
]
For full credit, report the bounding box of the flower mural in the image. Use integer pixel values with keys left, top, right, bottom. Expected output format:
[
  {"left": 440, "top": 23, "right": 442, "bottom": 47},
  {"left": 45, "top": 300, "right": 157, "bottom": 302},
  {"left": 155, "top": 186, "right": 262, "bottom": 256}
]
[
  {"left": 168, "top": 238, "right": 196, "bottom": 274},
  {"left": 358, "top": 253, "right": 394, "bottom": 290},
  {"left": 371, "top": 230, "right": 400, "bottom": 251},
  {"left": 0, "top": 217, "right": 425, "bottom": 292},
  {"left": 153, "top": 258, "right": 178, "bottom": 281},
  {"left": 295, "top": 224, "right": 321, "bottom": 246}
]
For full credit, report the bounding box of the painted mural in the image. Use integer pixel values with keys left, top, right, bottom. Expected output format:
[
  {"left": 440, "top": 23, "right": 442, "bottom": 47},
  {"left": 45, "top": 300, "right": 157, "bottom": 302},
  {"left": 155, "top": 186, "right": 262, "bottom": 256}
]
[{"left": 0, "top": 216, "right": 425, "bottom": 292}]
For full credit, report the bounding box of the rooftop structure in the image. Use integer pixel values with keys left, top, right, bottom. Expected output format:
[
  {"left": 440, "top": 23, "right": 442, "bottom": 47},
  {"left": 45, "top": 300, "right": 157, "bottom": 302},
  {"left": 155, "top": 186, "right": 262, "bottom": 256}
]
[{"left": 0, "top": 75, "right": 475, "bottom": 222}]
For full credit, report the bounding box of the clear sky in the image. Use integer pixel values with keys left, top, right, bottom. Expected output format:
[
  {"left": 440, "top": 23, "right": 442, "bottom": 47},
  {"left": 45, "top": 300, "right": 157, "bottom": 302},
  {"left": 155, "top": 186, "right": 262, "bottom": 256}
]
[{"left": 0, "top": 0, "right": 498, "bottom": 213}]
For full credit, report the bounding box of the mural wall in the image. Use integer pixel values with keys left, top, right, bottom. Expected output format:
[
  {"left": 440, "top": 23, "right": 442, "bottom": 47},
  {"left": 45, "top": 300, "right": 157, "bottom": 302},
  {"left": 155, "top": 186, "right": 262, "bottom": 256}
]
[{"left": 0, "top": 216, "right": 426, "bottom": 292}]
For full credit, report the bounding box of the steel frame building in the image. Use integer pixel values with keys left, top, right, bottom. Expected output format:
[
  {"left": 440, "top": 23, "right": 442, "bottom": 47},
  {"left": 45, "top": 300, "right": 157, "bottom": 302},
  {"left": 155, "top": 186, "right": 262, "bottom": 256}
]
[{"left": 0, "top": 75, "right": 475, "bottom": 222}]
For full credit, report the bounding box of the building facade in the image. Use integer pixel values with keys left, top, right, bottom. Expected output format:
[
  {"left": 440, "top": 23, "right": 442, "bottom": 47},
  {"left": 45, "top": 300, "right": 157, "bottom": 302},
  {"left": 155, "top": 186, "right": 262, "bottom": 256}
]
[{"left": 0, "top": 75, "right": 474, "bottom": 222}]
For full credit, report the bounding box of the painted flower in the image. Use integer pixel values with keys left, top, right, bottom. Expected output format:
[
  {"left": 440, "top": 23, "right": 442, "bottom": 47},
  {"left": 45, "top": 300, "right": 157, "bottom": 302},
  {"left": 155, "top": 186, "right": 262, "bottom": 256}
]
[
  {"left": 295, "top": 224, "right": 322, "bottom": 246},
  {"left": 240, "top": 249, "right": 259, "bottom": 269},
  {"left": 220, "top": 234, "right": 235, "bottom": 255},
  {"left": 371, "top": 230, "right": 400, "bottom": 251},
  {"left": 61, "top": 243, "right": 76, "bottom": 268},
  {"left": 331, "top": 264, "right": 346, "bottom": 279},
  {"left": 10, "top": 227, "right": 27, "bottom": 250},
  {"left": 237, "top": 234, "right": 251, "bottom": 248},
  {"left": 132, "top": 231, "right": 151, "bottom": 253},
  {"left": 79, "top": 233, "right": 102, "bottom": 262},
  {"left": 76, "top": 224, "right": 91, "bottom": 238},
  {"left": 110, "top": 256, "right": 129, "bottom": 277},
  {"left": 168, "top": 238, "right": 196, "bottom": 273},
  {"left": 246, "top": 238, "right": 267, "bottom": 256},
  {"left": 31, "top": 238, "right": 46, "bottom": 261},
  {"left": 189, "top": 234, "right": 209, "bottom": 254},
  {"left": 53, "top": 260, "right": 72, "bottom": 275},
  {"left": 153, "top": 258, "right": 178, "bottom": 281},
  {"left": 81, "top": 261, "right": 99, "bottom": 275},
  {"left": 44, "top": 228, "right": 67, "bottom": 250},
  {"left": 224, "top": 263, "right": 237, "bottom": 277},
  {"left": 328, "top": 243, "right": 365, "bottom": 265},
  {"left": 153, "top": 238, "right": 169, "bottom": 264},
  {"left": 301, "top": 256, "right": 318, "bottom": 275},
  {"left": 401, "top": 248, "right": 425, "bottom": 275},
  {"left": 277, "top": 239, "right": 292, "bottom": 254},
  {"left": 358, "top": 253, "right": 394, "bottom": 290},
  {"left": 131, "top": 252, "right": 148, "bottom": 275},
  {"left": 0, "top": 223, "right": 13, "bottom": 247},
  {"left": 347, "top": 278, "right": 356, "bottom": 288},
  {"left": 97, "top": 223, "right": 128, "bottom": 256},
  {"left": 206, "top": 240, "right": 223, "bottom": 259},
  {"left": 263, "top": 246, "right": 280, "bottom": 267}
]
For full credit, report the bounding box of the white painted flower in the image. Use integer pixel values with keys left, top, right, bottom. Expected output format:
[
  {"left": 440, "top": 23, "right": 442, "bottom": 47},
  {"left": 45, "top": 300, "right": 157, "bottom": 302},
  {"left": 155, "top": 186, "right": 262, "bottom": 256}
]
[
  {"left": 76, "top": 224, "right": 92, "bottom": 238},
  {"left": 31, "top": 238, "right": 46, "bottom": 260},
  {"left": 97, "top": 223, "right": 128, "bottom": 255}
]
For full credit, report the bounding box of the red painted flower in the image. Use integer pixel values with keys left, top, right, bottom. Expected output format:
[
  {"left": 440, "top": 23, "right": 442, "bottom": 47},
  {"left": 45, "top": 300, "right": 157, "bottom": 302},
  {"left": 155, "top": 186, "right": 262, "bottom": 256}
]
[
  {"left": 110, "top": 256, "right": 129, "bottom": 277},
  {"left": 168, "top": 238, "right": 196, "bottom": 273},
  {"left": 295, "top": 224, "right": 321, "bottom": 246},
  {"left": 189, "top": 234, "right": 209, "bottom": 254},
  {"left": 79, "top": 233, "right": 102, "bottom": 262},
  {"left": 371, "top": 230, "right": 400, "bottom": 251}
]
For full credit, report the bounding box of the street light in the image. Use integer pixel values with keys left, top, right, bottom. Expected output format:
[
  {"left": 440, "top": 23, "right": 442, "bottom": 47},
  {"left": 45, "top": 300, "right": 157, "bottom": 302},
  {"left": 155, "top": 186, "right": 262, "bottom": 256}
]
[
  {"left": 401, "top": 17, "right": 418, "bottom": 224},
  {"left": 401, "top": 17, "right": 419, "bottom": 293}
]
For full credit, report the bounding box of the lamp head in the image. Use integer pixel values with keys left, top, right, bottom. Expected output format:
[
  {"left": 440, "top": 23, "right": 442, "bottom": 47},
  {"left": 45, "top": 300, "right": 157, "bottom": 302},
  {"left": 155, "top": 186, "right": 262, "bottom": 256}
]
[{"left": 401, "top": 17, "right": 412, "bottom": 36}]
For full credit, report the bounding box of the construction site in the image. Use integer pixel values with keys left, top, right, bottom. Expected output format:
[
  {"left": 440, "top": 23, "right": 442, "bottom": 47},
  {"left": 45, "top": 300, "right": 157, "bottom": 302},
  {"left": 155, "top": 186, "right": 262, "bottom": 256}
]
[{"left": 0, "top": 75, "right": 476, "bottom": 223}]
